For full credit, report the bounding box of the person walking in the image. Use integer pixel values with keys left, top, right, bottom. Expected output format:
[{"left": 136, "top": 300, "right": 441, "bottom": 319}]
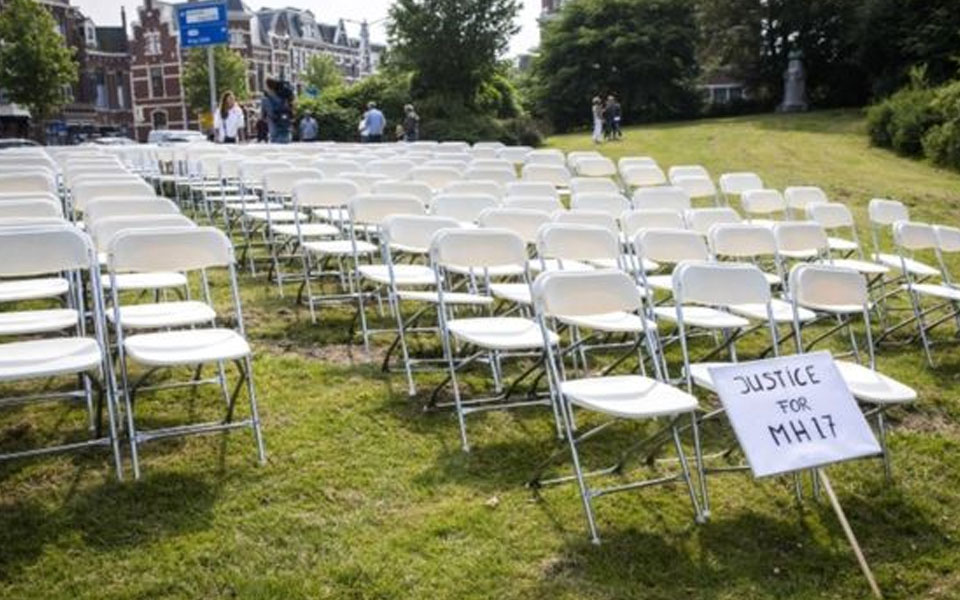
[
  {"left": 402, "top": 104, "right": 420, "bottom": 142},
  {"left": 607, "top": 95, "right": 623, "bottom": 140},
  {"left": 213, "top": 91, "right": 244, "bottom": 144},
  {"left": 360, "top": 101, "right": 386, "bottom": 143},
  {"left": 591, "top": 97, "right": 604, "bottom": 144},
  {"left": 299, "top": 112, "right": 319, "bottom": 142},
  {"left": 261, "top": 78, "right": 294, "bottom": 144}
]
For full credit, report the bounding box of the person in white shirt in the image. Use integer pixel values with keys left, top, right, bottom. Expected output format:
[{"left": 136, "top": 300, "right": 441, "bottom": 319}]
[{"left": 214, "top": 91, "right": 245, "bottom": 144}]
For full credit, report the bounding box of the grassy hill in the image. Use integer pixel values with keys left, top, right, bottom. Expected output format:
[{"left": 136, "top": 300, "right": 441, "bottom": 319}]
[{"left": 2, "top": 110, "right": 960, "bottom": 599}]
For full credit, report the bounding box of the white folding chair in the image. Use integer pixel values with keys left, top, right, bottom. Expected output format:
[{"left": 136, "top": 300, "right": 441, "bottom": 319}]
[
  {"left": 740, "top": 189, "right": 787, "bottom": 225},
  {"left": 521, "top": 164, "right": 571, "bottom": 191},
  {"left": 505, "top": 181, "right": 559, "bottom": 202},
  {"left": 529, "top": 269, "right": 704, "bottom": 543},
  {"left": 783, "top": 186, "right": 828, "bottom": 218},
  {"left": 107, "top": 227, "right": 266, "bottom": 478},
  {"left": 632, "top": 186, "right": 691, "bottom": 212},
  {"left": 620, "top": 164, "right": 666, "bottom": 188},
  {"left": 442, "top": 180, "right": 504, "bottom": 200},
  {"left": 684, "top": 207, "right": 742, "bottom": 236},
  {"left": 410, "top": 166, "right": 463, "bottom": 191},
  {"left": 372, "top": 180, "right": 434, "bottom": 206},
  {"left": 718, "top": 172, "right": 763, "bottom": 204},
  {"left": 429, "top": 193, "right": 499, "bottom": 226}
]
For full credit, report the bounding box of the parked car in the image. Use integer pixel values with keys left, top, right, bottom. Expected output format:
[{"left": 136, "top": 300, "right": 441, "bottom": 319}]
[
  {"left": 147, "top": 129, "right": 206, "bottom": 145},
  {"left": 0, "top": 138, "right": 41, "bottom": 149}
]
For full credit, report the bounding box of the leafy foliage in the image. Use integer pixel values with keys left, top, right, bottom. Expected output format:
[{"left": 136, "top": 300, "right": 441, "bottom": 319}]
[
  {"left": 534, "top": 0, "right": 701, "bottom": 132},
  {"left": 0, "top": 0, "right": 77, "bottom": 127},
  {"left": 923, "top": 82, "right": 960, "bottom": 170},
  {"left": 181, "top": 47, "right": 249, "bottom": 114},
  {"left": 387, "top": 0, "right": 520, "bottom": 106},
  {"left": 302, "top": 54, "right": 345, "bottom": 97}
]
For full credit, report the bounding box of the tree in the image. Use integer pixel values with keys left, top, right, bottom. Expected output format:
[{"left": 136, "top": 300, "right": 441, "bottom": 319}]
[
  {"left": 534, "top": 0, "right": 701, "bottom": 132},
  {"left": 302, "top": 54, "right": 344, "bottom": 97},
  {"left": 387, "top": 0, "right": 520, "bottom": 108},
  {"left": 0, "top": 0, "right": 78, "bottom": 135},
  {"left": 181, "top": 46, "right": 249, "bottom": 113}
]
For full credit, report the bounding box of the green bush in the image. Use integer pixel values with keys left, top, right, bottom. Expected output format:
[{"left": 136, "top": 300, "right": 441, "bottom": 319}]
[
  {"left": 866, "top": 100, "right": 896, "bottom": 147},
  {"left": 922, "top": 81, "right": 960, "bottom": 170},
  {"left": 865, "top": 86, "right": 940, "bottom": 156}
]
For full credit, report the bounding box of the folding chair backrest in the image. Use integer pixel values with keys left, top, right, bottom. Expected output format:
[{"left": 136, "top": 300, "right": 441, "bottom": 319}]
[
  {"left": 293, "top": 179, "right": 361, "bottom": 209},
  {"left": 709, "top": 223, "right": 777, "bottom": 258},
  {"left": 383, "top": 214, "right": 460, "bottom": 253},
  {"left": 673, "top": 261, "right": 770, "bottom": 306},
  {"left": 633, "top": 186, "right": 690, "bottom": 211},
  {"left": 634, "top": 229, "right": 710, "bottom": 263},
  {"left": 0, "top": 172, "right": 57, "bottom": 195},
  {"left": 553, "top": 209, "right": 618, "bottom": 233},
  {"left": 0, "top": 199, "right": 62, "bottom": 219},
  {"left": 718, "top": 172, "right": 763, "bottom": 195},
  {"left": 470, "top": 158, "right": 512, "bottom": 170},
  {"left": 570, "top": 192, "right": 629, "bottom": 217},
  {"left": 567, "top": 151, "right": 602, "bottom": 169},
  {"left": 572, "top": 176, "right": 619, "bottom": 195},
  {"left": 0, "top": 226, "right": 92, "bottom": 276},
  {"left": 340, "top": 171, "right": 389, "bottom": 193},
  {"left": 789, "top": 263, "right": 867, "bottom": 308},
  {"left": 108, "top": 226, "right": 233, "bottom": 273},
  {"left": 443, "top": 180, "right": 504, "bottom": 199},
  {"left": 521, "top": 164, "right": 571, "bottom": 188},
  {"left": 621, "top": 164, "right": 666, "bottom": 187},
  {"left": 537, "top": 223, "right": 620, "bottom": 262},
  {"left": 868, "top": 198, "right": 909, "bottom": 225},
  {"left": 238, "top": 160, "right": 293, "bottom": 185},
  {"left": 429, "top": 193, "right": 499, "bottom": 223},
  {"left": 311, "top": 158, "right": 362, "bottom": 178},
  {"left": 366, "top": 159, "right": 415, "bottom": 179},
  {"left": 533, "top": 269, "right": 641, "bottom": 316},
  {"left": 784, "top": 186, "right": 828, "bottom": 212},
  {"left": 218, "top": 156, "right": 244, "bottom": 180},
  {"left": 409, "top": 166, "right": 462, "bottom": 190},
  {"left": 575, "top": 156, "right": 617, "bottom": 177},
  {"left": 424, "top": 159, "right": 468, "bottom": 174},
  {"left": 372, "top": 180, "right": 433, "bottom": 205},
  {"left": 478, "top": 207, "right": 551, "bottom": 243},
  {"left": 503, "top": 196, "right": 563, "bottom": 212},
  {"left": 84, "top": 198, "right": 179, "bottom": 226},
  {"left": 349, "top": 194, "right": 426, "bottom": 226},
  {"left": 619, "top": 156, "right": 658, "bottom": 170},
  {"left": 806, "top": 202, "right": 853, "bottom": 229},
  {"left": 464, "top": 167, "right": 517, "bottom": 185},
  {"left": 668, "top": 165, "right": 710, "bottom": 181},
  {"left": 672, "top": 175, "right": 716, "bottom": 199},
  {"left": 92, "top": 214, "right": 196, "bottom": 252},
  {"left": 773, "top": 222, "right": 829, "bottom": 254},
  {"left": 621, "top": 209, "right": 686, "bottom": 235},
  {"left": 741, "top": 189, "right": 786, "bottom": 216},
  {"left": 894, "top": 221, "right": 937, "bottom": 251},
  {"left": 525, "top": 150, "right": 565, "bottom": 167},
  {"left": 263, "top": 168, "right": 325, "bottom": 196},
  {"left": 431, "top": 228, "right": 527, "bottom": 269},
  {"left": 73, "top": 181, "right": 156, "bottom": 212},
  {"left": 685, "top": 207, "right": 742, "bottom": 235},
  {"left": 498, "top": 146, "right": 533, "bottom": 165},
  {"left": 935, "top": 226, "right": 960, "bottom": 253},
  {"left": 505, "top": 181, "right": 558, "bottom": 200}
]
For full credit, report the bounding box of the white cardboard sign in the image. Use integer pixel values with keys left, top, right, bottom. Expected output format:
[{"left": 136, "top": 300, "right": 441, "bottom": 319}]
[{"left": 709, "top": 352, "right": 881, "bottom": 478}]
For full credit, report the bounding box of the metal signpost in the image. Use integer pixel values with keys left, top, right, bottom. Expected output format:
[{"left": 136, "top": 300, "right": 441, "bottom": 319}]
[
  {"left": 709, "top": 352, "right": 884, "bottom": 598},
  {"left": 176, "top": 1, "right": 229, "bottom": 126}
]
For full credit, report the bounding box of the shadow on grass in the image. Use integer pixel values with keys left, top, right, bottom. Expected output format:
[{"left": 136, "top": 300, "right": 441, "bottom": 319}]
[{"left": 0, "top": 471, "right": 219, "bottom": 580}]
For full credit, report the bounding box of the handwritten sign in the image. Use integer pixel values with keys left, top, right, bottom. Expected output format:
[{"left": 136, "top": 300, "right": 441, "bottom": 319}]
[{"left": 709, "top": 352, "right": 881, "bottom": 478}]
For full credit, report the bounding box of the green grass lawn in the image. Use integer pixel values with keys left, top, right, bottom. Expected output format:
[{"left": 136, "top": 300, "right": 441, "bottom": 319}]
[{"left": 4, "top": 109, "right": 960, "bottom": 599}]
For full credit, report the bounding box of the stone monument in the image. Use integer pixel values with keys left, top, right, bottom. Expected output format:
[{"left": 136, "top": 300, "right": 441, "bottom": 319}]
[{"left": 778, "top": 49, "right": 808, "bottom": 112}]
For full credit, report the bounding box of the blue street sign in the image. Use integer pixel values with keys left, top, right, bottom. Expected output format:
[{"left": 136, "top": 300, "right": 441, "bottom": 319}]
[{"left": 177, "top": 1, "right": 228, "bottom": 48}]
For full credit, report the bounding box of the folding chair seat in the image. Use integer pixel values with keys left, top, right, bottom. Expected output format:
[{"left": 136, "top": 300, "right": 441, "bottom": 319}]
[
  {"left": 442, "top": 179, "right": 504, "bottom": 200},
  {"left": 684, "top": 207, "right": 741, "bottom": 236},
  {"left": 740, "top": 189, "right": 786, "bottom": 226},
  {"left": 632, "top": 186, "right": 690, "bottom": 212},
  {"left": 869, "top": 198, "right": 940, "bottom": 277},
  {"left": 620, "top": 163, "right": 666, "bottom": 188},
  {"left": 505, "top": 181, "right": 559, "bottom": 202},
  {"left": 521, "top": 164, "right": 571, "bottom": 190},
  {"left": 0, "top": 226, "right": 122, "bottom": 477},
  {"left": 718, "top": 172, "right": 763, "bottom": 203},
  {"left": 372, "top": 180, "right": 434, "bottom": 206},
  {"left": 431, "top": 228, "right": 559, "bottom": 450},
  {"left": 530, "top": 269, "right": 704, "bottom": 542},
  {"left": 788, "top": 263, "right": 915, "bottom": 478},
  {"left": 107, "top": 227, "right": 265, "bottom": 478},
  {"left": 783, "top": 186, "right": 828, "bottom": 218}
]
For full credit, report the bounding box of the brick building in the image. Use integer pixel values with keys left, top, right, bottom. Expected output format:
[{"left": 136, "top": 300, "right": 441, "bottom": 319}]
[
  {"left": 129, "top": 0, "right": 385, "bottom": 142},
  {"left": 0, "top": 0, "right": 133, "bottom": 142}
]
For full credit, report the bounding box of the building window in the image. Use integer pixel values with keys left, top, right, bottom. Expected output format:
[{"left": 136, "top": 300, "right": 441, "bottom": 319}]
[
  {"left": 150, "top": 67, "right": 164, "bottom": 98},
  {"left": 145, "top": 31, "right": 161, "bottom": 56},
  {"left": 95, "top": 69, "right": 107, "bottom": 108},
  {"left": 230, "top": 30, "right": 244, "bottom": 48},
  {"left": 85, "top": 24, "right": 97, "bottom": 46},
  {"left": 730, "top": 87, "right": 743, "bottom": 101},
  {"left": 152, "top": 110, "right": 168, "bottom": 129},
  {"left": 116, "top": 71, "right": 126, "bottom": 109},
  {"left": 256, "top": 63, "right": 264, "bottom": 91},
  {"left": 61, "top": 84, "right": 74, "bottom": 103}
]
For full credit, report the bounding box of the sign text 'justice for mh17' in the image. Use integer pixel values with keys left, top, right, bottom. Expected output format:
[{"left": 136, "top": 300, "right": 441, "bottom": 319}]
[{"left": 709, "top": 352, "right": 881, "bottom": 478}]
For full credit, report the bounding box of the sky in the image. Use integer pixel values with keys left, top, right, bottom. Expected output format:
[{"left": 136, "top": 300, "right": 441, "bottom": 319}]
[{"left": 73, "top": 0, "right": 543, "bottom": 57}]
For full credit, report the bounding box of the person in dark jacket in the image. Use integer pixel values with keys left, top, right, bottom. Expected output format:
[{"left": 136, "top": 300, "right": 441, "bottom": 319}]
[
  {"left": 606, "top": 95, "right": 623, "bottom": 140},
  {"left": 402, "top": 104, "right": 420, "bottom": 142}
]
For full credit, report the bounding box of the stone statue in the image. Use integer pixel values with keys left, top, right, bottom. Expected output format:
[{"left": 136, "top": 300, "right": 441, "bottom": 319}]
[{"left": 778, "top": 49, "right": 808, "bottom": 112}]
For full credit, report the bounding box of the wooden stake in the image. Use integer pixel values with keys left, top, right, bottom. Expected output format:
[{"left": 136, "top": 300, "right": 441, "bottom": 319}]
[{"left": 817, "top": 468, "right": 883, "bottom": 599}]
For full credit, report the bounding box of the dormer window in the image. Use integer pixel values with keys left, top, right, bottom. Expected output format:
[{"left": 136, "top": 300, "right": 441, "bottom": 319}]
[
  {"left": 85, "top": 23, "right": 97, "bottom": 47},
  {"left": 144, "top": 31, "right": 161, "bottom": 56}
]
